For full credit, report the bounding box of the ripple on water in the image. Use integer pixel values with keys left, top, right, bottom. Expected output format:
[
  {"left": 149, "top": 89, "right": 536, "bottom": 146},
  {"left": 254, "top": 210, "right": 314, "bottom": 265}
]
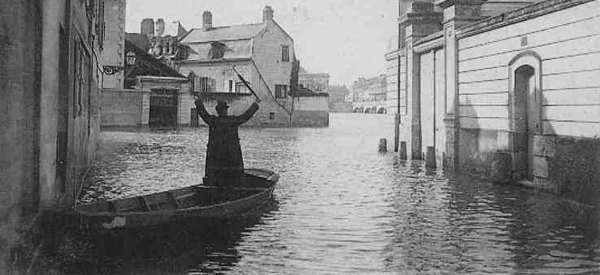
[{"left": 53, "top": 114, "right": 600, "bottom": 275}]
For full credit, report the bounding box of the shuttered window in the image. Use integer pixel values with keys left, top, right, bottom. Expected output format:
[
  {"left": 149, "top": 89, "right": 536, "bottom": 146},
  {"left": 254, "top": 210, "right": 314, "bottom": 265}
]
[
  {"left": 275, "top": 84, "right": 288, "bottom": 99},
  {"left": 193, "top": 76, "right": 216, "bottom": 93},
  {"left": 281, "top": 45, "right": 289, "bottom": 62}
]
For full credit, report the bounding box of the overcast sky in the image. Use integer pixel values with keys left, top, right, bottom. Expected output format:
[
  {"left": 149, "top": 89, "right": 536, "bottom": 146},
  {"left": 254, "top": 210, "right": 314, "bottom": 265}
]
[{"left": 125, "top": 0, "right": 398, "bottom": 86}]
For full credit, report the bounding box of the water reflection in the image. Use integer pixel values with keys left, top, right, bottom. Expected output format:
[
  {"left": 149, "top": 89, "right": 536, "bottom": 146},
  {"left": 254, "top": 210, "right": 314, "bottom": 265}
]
[{"left": 39, "top": 114, "right": 600, "bottom": 274}]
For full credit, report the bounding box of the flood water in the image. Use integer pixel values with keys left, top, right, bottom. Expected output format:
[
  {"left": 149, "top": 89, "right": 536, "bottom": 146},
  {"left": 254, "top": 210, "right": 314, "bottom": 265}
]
[{"left": 39, "top": 113, "right": 600, "bottom": 274}]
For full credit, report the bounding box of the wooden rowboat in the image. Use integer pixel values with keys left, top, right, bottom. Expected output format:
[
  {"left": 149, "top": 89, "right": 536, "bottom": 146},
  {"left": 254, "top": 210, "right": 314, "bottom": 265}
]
[{"left": 69, "top": 168, "right": 278, "bottom": 231}]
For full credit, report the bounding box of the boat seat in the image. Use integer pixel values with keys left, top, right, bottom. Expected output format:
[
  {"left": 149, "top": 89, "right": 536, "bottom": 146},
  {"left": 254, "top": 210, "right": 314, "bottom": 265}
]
[
  {"left": 112, "top": 198, "right": 145, "bottom": 213},
  {"left": 143, "top": 192, "right": 178, "bottom": 211}
]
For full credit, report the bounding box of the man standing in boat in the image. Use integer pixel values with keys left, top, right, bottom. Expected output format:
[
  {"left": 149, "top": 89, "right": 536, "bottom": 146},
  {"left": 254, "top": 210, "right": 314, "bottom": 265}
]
[{"left": 195, "top": 96, "right": 260, "bottom": 187}]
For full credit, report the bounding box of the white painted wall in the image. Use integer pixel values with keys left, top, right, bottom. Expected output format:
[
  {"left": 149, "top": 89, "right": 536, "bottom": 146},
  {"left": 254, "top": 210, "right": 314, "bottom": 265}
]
[{"left": 457, "top": 0, "right": 600, "bottom": 137}]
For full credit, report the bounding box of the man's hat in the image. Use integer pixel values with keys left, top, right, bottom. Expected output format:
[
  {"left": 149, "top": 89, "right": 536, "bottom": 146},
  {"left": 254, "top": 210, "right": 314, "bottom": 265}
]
[{"left": 216, "top": 100, "right": 229, "bottom": 111}]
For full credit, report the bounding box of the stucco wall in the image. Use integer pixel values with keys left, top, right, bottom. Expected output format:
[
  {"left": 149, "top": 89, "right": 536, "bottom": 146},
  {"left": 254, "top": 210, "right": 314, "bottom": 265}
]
[
  {"left": 101, "top": 0, "right": 125, "bottom": 89},
  {"left": 456, "top": 0, "right": 600, "bottom": 203},
  {"left": 458, "top": 0, "right": 600, "bottom": 137},
  {"left": 101, "top": 89, "right": 147, "bottom": 126},
  {"left": 385, "top": 52, "right": 399, "bottom": 114},
  {"left": 0, "top": 1, "right": 42, "bottom": 270}
]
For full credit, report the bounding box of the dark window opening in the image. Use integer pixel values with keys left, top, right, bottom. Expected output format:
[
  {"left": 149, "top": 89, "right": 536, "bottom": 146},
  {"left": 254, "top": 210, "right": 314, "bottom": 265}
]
[
  {"left": 275, "top": 84, "right": 288, "bottom": 99},
  {"left": 269, "top": 112, "right": 275, "bottom": 120},
  {"left": 193, "top": 76, "right": 216, "bottom": 93},
  {"left": 282, "top": 45, "right": 289, "bottom": 62},
  {"left": 209, "top": 42, "right": 227, "bottom": 59}
]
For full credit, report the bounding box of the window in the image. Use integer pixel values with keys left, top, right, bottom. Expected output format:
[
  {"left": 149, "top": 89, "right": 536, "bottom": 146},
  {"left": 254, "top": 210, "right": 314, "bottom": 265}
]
[
  {"left": 235, "top": 82, "right": 248, "bottom": 93},
  {"left": 73, "top": 36, "right": 91, "bottom": 118},
  {"left": 229, "top": 80, "right": 234, "bottom": 93},
  {"left": 193, "top": 76, "right": 216, "bottom": 92},
  {"left": 209, "top": 42, "right": 226, "bottom": 59},
  {"left": 269, "top": 112, "right": 275, "bottom": 120},
  {"left": 281, "top": 45, "right": 289, "bottom": 62},
  {"left": 275, "top": 84, "right": 288, "bottom": 99}
]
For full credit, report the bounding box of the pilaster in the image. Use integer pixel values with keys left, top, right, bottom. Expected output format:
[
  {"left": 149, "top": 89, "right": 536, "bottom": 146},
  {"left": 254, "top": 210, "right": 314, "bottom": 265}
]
[
  {"left": 401, "top": 1, "right": 442, "bottom": 160},
  {"left": 440, "top": 0, "right": 483, "bottom": 169}
]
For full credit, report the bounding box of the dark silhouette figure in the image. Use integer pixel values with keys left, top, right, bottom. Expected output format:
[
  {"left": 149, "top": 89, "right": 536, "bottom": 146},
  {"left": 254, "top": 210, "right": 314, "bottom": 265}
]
[{"left": 195, "top": 98, "right": 259, "bottom": 187}]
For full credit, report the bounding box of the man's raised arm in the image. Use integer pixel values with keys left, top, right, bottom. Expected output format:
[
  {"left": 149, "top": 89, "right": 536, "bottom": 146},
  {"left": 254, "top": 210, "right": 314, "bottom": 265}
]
[
  {"left": 236, "top": 101, "right": 260, "bottom": 124},
  {"left": 194, "top": 99, "right": 214, "bottom": 125}
]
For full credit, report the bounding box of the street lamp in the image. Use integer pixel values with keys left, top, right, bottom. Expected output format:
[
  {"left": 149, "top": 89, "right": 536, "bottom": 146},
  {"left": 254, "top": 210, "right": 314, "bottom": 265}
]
[
  {"left": 102, "top": 51, "right": 136, "bottom": 75},
  {"left": 126, "top": 51, "right": 136, "bottom": 66}
]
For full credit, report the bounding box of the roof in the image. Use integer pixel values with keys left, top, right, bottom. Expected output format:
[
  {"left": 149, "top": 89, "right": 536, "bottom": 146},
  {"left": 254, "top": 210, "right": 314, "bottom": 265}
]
[
  {"left": 125, "top": 40, "right": 185, "bottom": 78},
  {"left": 180, "top": 23, "right": 266, "bottom": 44},
  {"left": 126, "top": 33, "right": 151, "bottom": 52}
]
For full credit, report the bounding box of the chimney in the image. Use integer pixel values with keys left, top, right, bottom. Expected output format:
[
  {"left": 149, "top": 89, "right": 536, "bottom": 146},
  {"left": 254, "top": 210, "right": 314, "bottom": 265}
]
[
  {"left": 155, "top": 18, "right": 165, "bottom": 37},
  {"left": 263, "top": 6, "right": 274, "bottom": 22},
  {"left": 203, "top": 11, "right": 212, "bottom": 31},
  {"left": 141, "top": 18, "right": 155, "bottom": 37}
]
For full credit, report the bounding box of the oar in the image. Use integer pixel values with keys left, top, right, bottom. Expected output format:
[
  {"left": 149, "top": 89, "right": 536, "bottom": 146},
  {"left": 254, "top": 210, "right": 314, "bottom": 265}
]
[{"left": 232, "top": 66, "right": 261, "bottom": 103}]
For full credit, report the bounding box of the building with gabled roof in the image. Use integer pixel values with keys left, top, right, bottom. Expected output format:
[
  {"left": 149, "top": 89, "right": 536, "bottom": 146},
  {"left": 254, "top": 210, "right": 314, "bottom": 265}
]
[{"left": 176, "top": 6, "right": 301, "bottom": 127}]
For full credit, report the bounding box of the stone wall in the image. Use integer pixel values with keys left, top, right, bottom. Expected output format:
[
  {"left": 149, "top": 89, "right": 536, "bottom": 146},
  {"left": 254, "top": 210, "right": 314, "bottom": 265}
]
[
  {"left": 0, "top": 0, "right": 42, "bottom": 271},
  {"left": 101, "top": 0, "right": 125, "bottom": 89},
  {"left": 101, "top": 89, "right": 148, "bottom": 126},
  {"left": 292, "top": 96, "right": 329, "bottom": 127}
]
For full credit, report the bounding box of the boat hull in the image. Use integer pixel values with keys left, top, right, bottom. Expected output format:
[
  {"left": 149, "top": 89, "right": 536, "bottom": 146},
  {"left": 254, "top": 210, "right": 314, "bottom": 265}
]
[{"left": 54, "top": 169, "right": 278, "bottom": 232}]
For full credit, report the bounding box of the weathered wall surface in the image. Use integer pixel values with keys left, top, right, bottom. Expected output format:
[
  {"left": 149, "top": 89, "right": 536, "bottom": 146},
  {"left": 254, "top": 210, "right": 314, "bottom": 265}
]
[
  {"left": 292, "top": 96, "right": 329, "bottom": 127},
  {"left": 329, "top": 102, "right": 353, "bottom": 113},
  {"left": 0, "top": 0, "right": 42, "bottom": 271},
  {"left": 385, "top": 51, "right": 399, "bottom": 114},
  {"left": 397, "top": 54, "right": 411, "bottom": 159},
  {"left": 101, "top": 0, "right": 125, "bottom": 89},
  {"left": 456, "top": 0, "right": 600, "bottom": 203},
  {"left": 101, "top": 89, "right": 147, "bottom": 126}
]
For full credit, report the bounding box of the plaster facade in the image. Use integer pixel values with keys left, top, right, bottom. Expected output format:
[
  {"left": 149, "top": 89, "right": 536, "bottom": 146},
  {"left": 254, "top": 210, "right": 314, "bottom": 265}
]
[
  {"left": 392, "top": 0, "right": 600, "bottom": 204},
  {"left": 1, "top": 0, "right": 111, "bottom": 270}
]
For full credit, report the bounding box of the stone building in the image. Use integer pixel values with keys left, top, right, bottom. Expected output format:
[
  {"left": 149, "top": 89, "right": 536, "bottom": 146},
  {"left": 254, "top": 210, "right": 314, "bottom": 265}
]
[
  {"left": 102, "top": 40, "right": 189, "bottom": 128},
  {"left": 328, "top": 85, "right": 353, "bottom": 113},
  {"left": 351, "top": 75, "right": 388, "bottom": 113},
  {"left": 298, "top": 67, "right": 330, "bottom": 93},
  {"left": 177, "top": 6, "right": 298, "bottom": 127},
  {"left": 385, "top": 49, "right": 401, "bottom": 114},
  {"left": 101, "top": 0, "right": 126, "bottom": 89},
  {"left": 0, "top": 0, "right": 118, "bottom": 270},
  {"left": 391, "top": 0, "right": 600, "bottom": 204},
  {"left": 142, "top": 18, "right": 188, "bottom": 68}
]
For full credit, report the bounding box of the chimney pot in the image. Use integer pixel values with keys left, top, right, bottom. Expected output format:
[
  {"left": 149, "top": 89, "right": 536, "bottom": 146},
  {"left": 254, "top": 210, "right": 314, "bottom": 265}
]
[
  {"left": 263, "top": 6, "right": 274, "bottom": 22},
  {"left": 203, "top": 11, "right": 213, "bottom": 31},
  {"left": 156, "top": 18, "right": 165, "bottom": 37},
  {"left": 141, "top": 18, "right": 155, "bottom": 37}
]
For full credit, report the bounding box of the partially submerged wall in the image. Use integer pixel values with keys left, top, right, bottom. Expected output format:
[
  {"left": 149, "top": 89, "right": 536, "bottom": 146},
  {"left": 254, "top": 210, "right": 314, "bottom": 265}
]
[
  {"left": 292, "top": 96, "right": 329, "bottom": 127},
  {"left": 101, "top": 89, "right": 148, "bottom": 127}
]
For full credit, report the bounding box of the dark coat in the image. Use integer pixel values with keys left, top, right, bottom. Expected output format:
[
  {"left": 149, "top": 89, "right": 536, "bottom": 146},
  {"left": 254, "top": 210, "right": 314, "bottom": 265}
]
[{"left": 195, "top": 100, "right": 259, "bottom": 179}]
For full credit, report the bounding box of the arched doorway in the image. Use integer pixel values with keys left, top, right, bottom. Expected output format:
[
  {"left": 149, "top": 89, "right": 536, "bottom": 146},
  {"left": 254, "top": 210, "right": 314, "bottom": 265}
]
[
  {"left": 514, "top": 65, "right": 535, "bottom": 180},
  {"left": 509, "top": 52, "right": 542, "bottom": 182}
]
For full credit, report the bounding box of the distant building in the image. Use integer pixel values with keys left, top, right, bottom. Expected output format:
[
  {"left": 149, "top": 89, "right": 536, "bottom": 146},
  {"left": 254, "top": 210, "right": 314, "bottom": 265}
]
[
  {"left": 176, "top": 6, "right": 327, "bottom": 127},
  {"left": 327, "top": 85, "right": 352, "bottom": 113},
  {"left": 351, "top": 75, "right": 387, "bottom": 113},
  {"left": 392, "top": 0, "right": 600, "bottom": 205},
  {"left": 142, "top": 19, "right": 188, "bottom": 68},
  {"left": 298, "top": 67, "right": 330, "bottom": 93}
]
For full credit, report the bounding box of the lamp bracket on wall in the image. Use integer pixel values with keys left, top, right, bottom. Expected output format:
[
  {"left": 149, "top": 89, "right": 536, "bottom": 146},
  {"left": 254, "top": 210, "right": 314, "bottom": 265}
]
[{"left": 103, "top": 65, "right": 125, "bottom": 75}]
